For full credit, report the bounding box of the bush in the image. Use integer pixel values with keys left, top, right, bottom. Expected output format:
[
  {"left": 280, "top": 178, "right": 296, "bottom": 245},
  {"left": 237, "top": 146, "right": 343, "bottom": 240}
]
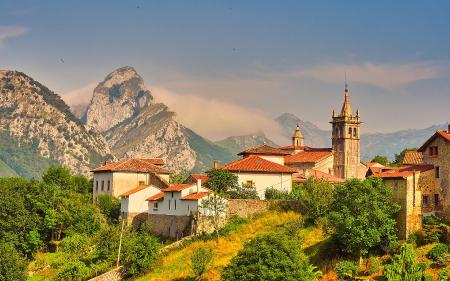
[
  {"left": 384, "top": 243, "right": 426, "bottom": 281},
  {"left": 228, "top": 183, "right": 259, "bottom": 199},
  {"left": 427, "top": 243, "right": 448, "bottom": 266},
  {"left": 122, "top": 232, "right": 161, "bottom": 276},
  {"left": 438, "top": 268, "right": 450, "bottom": 281},
  {"left": 298, "top": 179, "right": 335, "bottom": 223},
  {"left": 96, "top": 194, "right": 121, "bottom": 223},
  {"left": 55, "top": 260, "right": 90, "bottom": 281},
  {"left": 222, "top": 233, "right": 321, "bottom": 281},
  {"left": 366, "top": 256, "right": 382, "bottom": 275},
  {"left": 60, "top": 234, "right": 91, "bottom": 259},
  {"left": 335, "top": 261, "right": 358, "bottom": 281},
  {"left": 0, "top": 242, "right": 27, "bottom": 281},
  {"left": 265, "top": 187, "right": 290, "bottom": 200},
  {"left": 191, "top": 247, "right": 213, "bottom": 279}
]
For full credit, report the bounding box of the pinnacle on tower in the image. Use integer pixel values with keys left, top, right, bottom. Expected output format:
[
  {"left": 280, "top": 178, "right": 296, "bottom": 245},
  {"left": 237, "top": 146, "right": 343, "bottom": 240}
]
[
  {"left": 292, "top": 124, "right": 304, "bottom": 146},
  {"left": 340, "top": 84, "right": 352, "bottom": 117}
]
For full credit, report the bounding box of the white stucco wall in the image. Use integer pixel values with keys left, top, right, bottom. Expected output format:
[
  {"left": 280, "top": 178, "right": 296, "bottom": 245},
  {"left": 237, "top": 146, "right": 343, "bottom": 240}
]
[
  {"left": 93, "top": 172, "right": 114, "bottom": 199},
  {"left": 234, "top": 172, "right": 292, "bottom": 199},
  {"left": 121, "top": 185, "right": 161, "bottom": 214}
]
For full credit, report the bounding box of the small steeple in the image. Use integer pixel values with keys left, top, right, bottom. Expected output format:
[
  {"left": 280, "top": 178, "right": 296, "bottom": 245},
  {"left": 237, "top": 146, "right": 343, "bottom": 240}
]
[
  {"left": 340, "top": 80, "right": 352, "bottom": 117},
  {"left": 292, "top": 124, "right": 304, "bottom": 146}
]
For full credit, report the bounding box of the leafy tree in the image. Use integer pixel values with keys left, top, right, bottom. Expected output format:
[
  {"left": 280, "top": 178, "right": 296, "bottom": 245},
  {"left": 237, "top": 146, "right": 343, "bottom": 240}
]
[
  {"left": 200, "top": 194, "right": 227, "bottom": 243},
  {"left": 298, "top": 179, "right": 335, "bottom": 224},
  {"left": 392, "top": 148, "right": 418, "bottom": 166},
  {"left": 328, "top": 178, "right": 400, "bottom": 261},
  {"left": 0, "top": 242, "right": 27, "bottom": 281},
  {"left": 55, "top": 260, "right": 90, "bottom": 281},
  {"left": 427, "top": 243, "right": 448, "bottom": 266},
  {"left": 205, "top": 168, "right": 239, "bottom": 195},
  {"left": 122, "top": 232, "right": 161, "bottom": 276},
  {"left": 60, "top": 234, "right": 91, "bottom": 259},
  {"left": 191, "top": 247, "right": 214, "bottom": 280},
  {"left": 96, "top": 194, "right": 121, "bottom": 223},
  {"left": 228, "top": 182, "right": 259, "bottom": 199},
  {"left": 384, "top": 243, "right": 426, "bottom": 281},
  {"left": 371, "top": 155, "right": 389, "bottom": 166},
  {"left": 42, "top": 166, "right": 74, "bottom": 190},
  {"left": 335, "top": 261, "right": 358, "bottom": 281},
  {"left": 222, "top": 233, "right": 321, "bottom": 281}
]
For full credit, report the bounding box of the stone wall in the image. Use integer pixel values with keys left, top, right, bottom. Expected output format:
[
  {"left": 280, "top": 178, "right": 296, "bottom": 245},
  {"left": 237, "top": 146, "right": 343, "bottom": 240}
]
[
  {"left": 147, "top": 214, "right": 193, "bottom": 239},
  {"left": 226, "top": 199, "right": 303, "bottom": 218},
  {"left": 88, "top": 266, "right": 124, "bottom": 281}
]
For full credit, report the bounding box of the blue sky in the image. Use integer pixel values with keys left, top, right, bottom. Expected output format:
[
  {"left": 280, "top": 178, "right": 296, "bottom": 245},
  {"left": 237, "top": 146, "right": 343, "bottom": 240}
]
[{"left": 1, "top": 1, "right": 449, "bottom": 140}]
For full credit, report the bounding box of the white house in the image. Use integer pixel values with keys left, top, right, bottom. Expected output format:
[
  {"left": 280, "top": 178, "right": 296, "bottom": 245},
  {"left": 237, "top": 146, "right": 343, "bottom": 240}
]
[
  {"left": 91, "top": 158, "right": 170, "bottom": 199},
  {"left": 120, "top": 184, "right": 161, "bottom": 222}
]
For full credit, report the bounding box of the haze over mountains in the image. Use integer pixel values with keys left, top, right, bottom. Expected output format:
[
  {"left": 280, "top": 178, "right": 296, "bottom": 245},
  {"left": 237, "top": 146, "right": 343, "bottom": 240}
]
[{"left": 0, "top": 66, "right": 447, "bottom": 177}]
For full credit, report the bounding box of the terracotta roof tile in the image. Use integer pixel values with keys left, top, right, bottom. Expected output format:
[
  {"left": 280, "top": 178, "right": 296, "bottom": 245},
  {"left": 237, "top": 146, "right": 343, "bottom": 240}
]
[
  {"left": 403, "top": 151, "right": 423, "bottom": 165},
  {"left": 92, "top": 158, "right": 170, "bottom": 174},
  {"left": 374, "top": 164, "right": 434, "bottom": 178},
  {"left": 181, "top": 192, "right": 210, "bottom": 200},
  {"left": 284, "top": 150, "right": 332, "bottom": 164},
  {"left": 146, "top": 192, "right": 164, "bottom": 201},
  {"left": 163, "top": 183, "right": 196, "bottom": 192},
  {"left": 219, "top": 155, "right": 297, "bottom": 173},
  {"left": 238, "top": 145, "right": 290, "bottom": 156},
  {"left": 120, "top": 184, "right": 149, "bottom": 197},
  {"left": 139, "top": 158, "right": 165, "bottom": 165},
  {"left": 418, "top": 130, "right": 450, "bottom": 152},
  {"left": 190, "top": 174, "right": 208, "bottom": 182}
]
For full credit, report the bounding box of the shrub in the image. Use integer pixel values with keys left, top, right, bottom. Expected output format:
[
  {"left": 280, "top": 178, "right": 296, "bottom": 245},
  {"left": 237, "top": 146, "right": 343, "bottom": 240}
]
[
  {"left": 335, "top": 261, "right": 358, "bottom": 281},
  {"left": 96, "top": 194, "right": 121, "bottom": 223},
  {"left": 191, "top": 247, "right": 213, "bottom": 279},
  {"left": 222, "top": 233, "right": 321, "bottom": 281},
  {"left": 122, "top": 232, "right": 161, "bottom": 276},
  {"left": 384, "top": 243, "right": 426, "bottom": 281},
  {"left": 55, "top": 260, "right": 90, "bottom": 281},
  {"left": 265, "top": 187, "right": 290, "bottom": 200},
  {"left": 366, "top": 256, "right": 382, "bottom": 275},
  {"left": 60, "top": 234, "right": 91, "bottom": 259},
  {"left": 0, "top": 242, "right": 27, "bottom": 281},
  {"left": 438, "top": 268, "right": 450, "bottom": 281},
  {"left": 427, "top": 243, "right": 448, "bottom": 266},
  {"left": 228, "top": 183, "right": 259, "bottom": 199}
]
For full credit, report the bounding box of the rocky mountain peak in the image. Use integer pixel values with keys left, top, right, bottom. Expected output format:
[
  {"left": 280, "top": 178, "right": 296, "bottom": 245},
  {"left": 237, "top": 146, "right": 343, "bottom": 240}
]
[{"left": 83, "top": 66, "right": 154, "bottom": 132}]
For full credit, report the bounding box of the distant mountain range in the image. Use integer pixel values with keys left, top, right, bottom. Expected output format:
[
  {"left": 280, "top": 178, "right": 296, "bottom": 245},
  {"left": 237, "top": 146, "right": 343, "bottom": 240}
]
[{"left": 0, "top": 67, "right": 446, "bottom": 177}]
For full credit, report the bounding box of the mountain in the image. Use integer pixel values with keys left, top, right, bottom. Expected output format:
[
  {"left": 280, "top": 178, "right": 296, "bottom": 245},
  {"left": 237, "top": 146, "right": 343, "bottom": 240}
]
[
  {"left": 275, "top": 113, "right": 330, "bottom": 147},
  {"left": 83, "top": 66, "right": 235, "bottom": 172},
  {"left": 0, "top": 70, "right": 113, "bottom": 177},
  {"left": 215, "top": 133, "right": 279, "bottom": 156},
  {"left": 275, "top": 112, "right": 448, "bottom": 161}
]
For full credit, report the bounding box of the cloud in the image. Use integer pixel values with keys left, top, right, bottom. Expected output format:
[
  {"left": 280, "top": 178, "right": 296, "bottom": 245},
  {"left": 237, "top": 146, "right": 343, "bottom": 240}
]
[
  {"left": 0, "top": 26, "right": 28, "bottom": 48},
  {"left": 61, "top": 83, "right": 96, "bottom": 107},
  {"left": 150, "top": 86, "right": 285, "bottom": 142},
  {"left": 296, "top": 62, "right": 450, "bottom": 90}
]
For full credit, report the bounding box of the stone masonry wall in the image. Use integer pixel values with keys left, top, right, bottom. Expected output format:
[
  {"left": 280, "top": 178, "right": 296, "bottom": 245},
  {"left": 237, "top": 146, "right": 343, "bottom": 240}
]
[{"left": 88, "top": 266, "right": 124, "bottom": 281}]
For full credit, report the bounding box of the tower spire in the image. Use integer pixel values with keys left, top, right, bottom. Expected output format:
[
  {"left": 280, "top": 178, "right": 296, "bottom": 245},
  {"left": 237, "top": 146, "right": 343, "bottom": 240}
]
[{"left": 341, "top": 74, "right": 352, "bottom": 116}]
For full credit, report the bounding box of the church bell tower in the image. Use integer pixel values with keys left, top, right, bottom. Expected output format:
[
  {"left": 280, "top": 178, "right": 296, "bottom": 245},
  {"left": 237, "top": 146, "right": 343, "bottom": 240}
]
[
  {"left": 292, "top": 124, "right": 304, "bottom": 147},
  {"left": 331, "top": 82, "right": 361, "bottom": 179}
]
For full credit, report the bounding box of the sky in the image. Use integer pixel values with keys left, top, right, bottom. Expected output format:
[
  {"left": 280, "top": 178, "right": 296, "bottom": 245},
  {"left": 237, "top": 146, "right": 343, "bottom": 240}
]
[{"left": 1, "top": 1, "right": 449, "bottom": 141}]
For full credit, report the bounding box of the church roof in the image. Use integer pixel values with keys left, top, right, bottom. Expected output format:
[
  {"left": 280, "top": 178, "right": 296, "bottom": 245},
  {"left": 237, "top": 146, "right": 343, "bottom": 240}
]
[
  {"left": 237, "top": 145, "right": 290, "bottom": 156},
  {"left": 284, "top": 149, "right": 333, "bottom": 164},
  {"left": 219, "top": 155, "right": 297, "bottom": 173}
]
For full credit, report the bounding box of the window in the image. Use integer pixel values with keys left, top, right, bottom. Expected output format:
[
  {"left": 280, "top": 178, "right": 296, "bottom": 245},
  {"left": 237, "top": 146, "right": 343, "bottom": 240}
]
[
  {"left": 423, "top": 195, "right": 429, "bottom": 206},
  {"left": 353, "top": 128, "right": 357, "bottom": 137},
  {"left": 95, "top": 181, "right": 98, "bottom": 192},
  {"left": 153, "top": 202, "right": 159, "bottom": 210},
  {"left": 435, "top": 166, "right": 440, "bottom": 178},
  {"left": 434, "top": 194, "right": 440, "bottom": 206},
  {"left": 174, "top": 199, "right": 177, "bottom": 210},
  {"left": 168, "top": 199, "right": 171, "bottom": 210},
  {"left": 101, "top": 180, "right": 104, "bottom": 191},
  {"left": 348, "top": 127, "right": 352, "bottom": 136},
  {"left": 245, "top": 180, "right": 254, "bottom": 187},
  {"left": 429, "top": 146, "right": 438, "bottom": 156},
  {"left": 107, "top": 180, "right": 110, "bottom": 191},
  {"left": 171, "top": 192, "right": 174, "bottom": 198},
  {"left": 139, "top": 180, "right": 145, "bottom": 185}
]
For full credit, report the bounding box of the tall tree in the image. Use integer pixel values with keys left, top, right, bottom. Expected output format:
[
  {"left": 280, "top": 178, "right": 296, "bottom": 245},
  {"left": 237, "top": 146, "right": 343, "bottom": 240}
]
[
  {"left": 371, "top": 155, "right": 389, "bottom": 166},
  {"left": 204, "top": 168, "right": 239, "bottom": 195}
]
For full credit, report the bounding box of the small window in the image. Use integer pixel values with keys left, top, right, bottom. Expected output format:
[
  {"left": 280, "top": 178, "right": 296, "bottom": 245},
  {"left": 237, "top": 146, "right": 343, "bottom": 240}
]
[
  {"left": 153, "top": 202, "right": 159, "bottom": 210},
  {"left": 423, "top": 195, "right": 429, "bottom": 206},
  {"left": 246, "top": 180, "right": 253, "bottom": 187},
  {"left": 434, "top": 194, "right": 439, "bottom": 206},
  {"left": 168, "top": 199, "right": 171, "bottom": 210},
  {"left": 429, "top": 146, "right": 439, "bottom": 156},
  {"left": 171, "top": 192, "right": 174, "bottom": 198},
  {"left": 174, "top": 199, "right": 177, "bottom": 210},
  {"left": 101, "top": 180, "right": 104, "bottom": 191},
  {"left": 107, "top": 180, "right": 110, "bottom": 191},
  {"left": 348, "top": 127, "right": 352, "bottom": 136},
  {"left": 353, "top": 128, "right": 357, "bottom": 137},
  {"left": 435, "top": 166, "right": 440, "bottom": 178},
  {"left": 139, "top": 180, "right": 145, "bottom": 185}
]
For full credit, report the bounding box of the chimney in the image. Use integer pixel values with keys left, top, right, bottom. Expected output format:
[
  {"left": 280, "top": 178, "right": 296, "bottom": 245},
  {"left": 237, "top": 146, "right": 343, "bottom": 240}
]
[
  {"left": 197, "top": 179, "right": 201, "bottom": 193},
  {"left": 448, "top": 124, "right": 450, "bottom": 134},
  {"left": 213, "top": 160, "right": 218, "bottom": 169}
]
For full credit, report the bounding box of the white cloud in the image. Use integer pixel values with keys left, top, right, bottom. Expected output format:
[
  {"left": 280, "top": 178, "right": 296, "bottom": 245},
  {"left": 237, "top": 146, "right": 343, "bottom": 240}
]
[
  {"left": 150, "top": 86, "right": 285, "bottom": 142},
  {"left": 0, "top": 26, "right": 28, "bottom": 48},
  {"left": 296, "top": 61, "right": 450, "bottom": 90},
  {"left": 61, "top": 83, "right": 96, "bottom": 107}
]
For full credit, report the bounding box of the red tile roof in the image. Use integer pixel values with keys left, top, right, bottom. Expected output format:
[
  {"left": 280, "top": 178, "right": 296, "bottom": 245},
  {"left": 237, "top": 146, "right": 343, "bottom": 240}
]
[
  {"left": 139, "top": 158, "right": 165, "bottom": 165},
  {"left": 163, "top": 183, "right": 196, "bottom": 192},
  {"left": 293, "top": 169, "right": 344, "bottom": 183},
  {"left": 121, "top": 184, "right": 149, "bottom": 197},
  {"left": 219, "top": 155, "right": 297, "bottom": 173},
  {"left": 403, "top": 151, "right": 423, "bottom": 165},
  {"left": 190, "top": 174, "right": 208, "bottom": 182},
  {"left": 238, "top": 145, "right": 290, "bottom": 156},
  {"left": 374, "top": 164, "right": 434, "bottom": 178},
  {"left": 418, "top": 130, "right": 450, "bottom": 152},
  {"left": 284, "top": 149, "right": 332, "bottom": 164},
  {"left": 146, "top": 192, "right": 164, "bottom": 201},
  {"left": 91, "top": 158, "right": 170, "bottom": 174},
  {"left": 181, "top": 192, "right": 210, "bottom": 200}
]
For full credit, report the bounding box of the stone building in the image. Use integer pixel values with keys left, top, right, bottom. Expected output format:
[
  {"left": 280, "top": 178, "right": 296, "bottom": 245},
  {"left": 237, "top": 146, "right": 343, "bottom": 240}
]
[
  {"left": 418, "top": 126, "right": 450, "bottom": 219},
  {"left": 331, "top": 84, "right": 367, "bottom": 179}
]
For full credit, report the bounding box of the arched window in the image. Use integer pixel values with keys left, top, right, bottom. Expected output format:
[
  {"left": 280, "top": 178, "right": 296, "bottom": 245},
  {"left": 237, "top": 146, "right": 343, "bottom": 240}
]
[
  {"left": 348, "top": 127, "right": 352, "bottom": 136},
  {"left": 353, "top": 128, "right": 357, "bottom": 137}
]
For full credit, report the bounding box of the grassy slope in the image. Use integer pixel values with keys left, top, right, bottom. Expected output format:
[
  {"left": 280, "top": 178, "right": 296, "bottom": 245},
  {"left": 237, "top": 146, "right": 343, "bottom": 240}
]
[
  {"left": 0, "top": 158, "right": 18, "bottom": 177},
  {"left": 132, "top": 211, "right": 324, "bottom": 281}
]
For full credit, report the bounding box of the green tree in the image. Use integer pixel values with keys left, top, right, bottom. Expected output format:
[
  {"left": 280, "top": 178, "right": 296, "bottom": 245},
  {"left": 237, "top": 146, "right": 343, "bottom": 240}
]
[
  {"left": 200, "top": 193, "right": 227, "bottom": 243},
  {"left": 205, "top": 169, "right": 239, "bottom": 195},
  {"left": 371, "top": 155, "right": 389, "bottom": 166},
  {"left": 335, "top": 261, "right": 358, "bottom": 281},
  {"left": 42, "top": 166, "right": 74, "bottom": 190},
  {"left": 191, "top": 247, "right": 214, "bottom": 280},
  {"left": 392, "top": 148, "right": 418, "bottom": 166},
  {"left": 0, "top": 242, "right": 27, "bottom": 281},
  {"left": 122, "top": 232, "right": 161, "bottom": 276},
  {"left": 328, "top": 178, "right": 400, "bottom": 261},
  {"left": 384, "top": 243, "right": 427, "bottom": 281},
  {"left": 298, "top": 179, "right": 335, "bottom": 224},
  {"left": 55, "top": 260, "right": 90, "bottom": 281},
  {"left": 228, "top": 182, "right": 259, "bottom": 199},
  {"left": 222, "top": 233, "right": 321, "bottom": 281},
  {"left": 96, "top": 194, "right": 121, "bottom": 223}
]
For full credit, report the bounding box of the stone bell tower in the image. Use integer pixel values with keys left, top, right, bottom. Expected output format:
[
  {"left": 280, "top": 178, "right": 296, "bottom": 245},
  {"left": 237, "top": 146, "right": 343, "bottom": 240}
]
[
  {"left": 331, "top": 82, "right": 361, "bottom": 179},
  {"left": 292, "top": 124, "right": 304, "bottom": 147}
]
